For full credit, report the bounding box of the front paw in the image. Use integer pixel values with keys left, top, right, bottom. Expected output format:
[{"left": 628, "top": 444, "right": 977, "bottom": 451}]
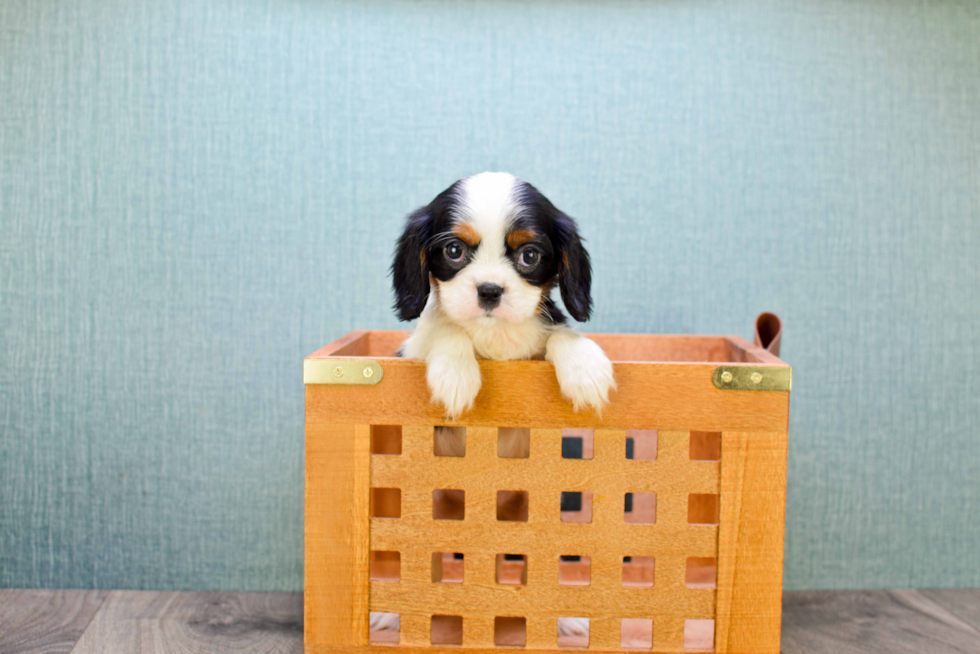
[
  {"left": 427, "top": 354, "right": 482, "bottom": 419},
  {"left": 548, "top": 336, "right": 616, "bottom": 414}
]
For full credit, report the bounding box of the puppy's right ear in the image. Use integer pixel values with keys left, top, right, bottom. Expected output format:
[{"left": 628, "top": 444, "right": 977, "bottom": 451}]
[{"left": 391, "top": 208, "right": 432, "bottom": 321}]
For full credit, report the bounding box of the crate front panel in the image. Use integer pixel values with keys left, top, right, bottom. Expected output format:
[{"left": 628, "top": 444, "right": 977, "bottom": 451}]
[{"left": 366, "top": 425, "right": 721, "bottom": 652}]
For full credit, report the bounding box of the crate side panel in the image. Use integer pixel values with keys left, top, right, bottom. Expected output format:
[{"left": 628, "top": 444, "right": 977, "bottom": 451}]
[
  {"left": 305, "top": 419, "right": 371, "bottom": 648},
  {"left": 715, "top": 431, "right": 788, "bottom": 654}
]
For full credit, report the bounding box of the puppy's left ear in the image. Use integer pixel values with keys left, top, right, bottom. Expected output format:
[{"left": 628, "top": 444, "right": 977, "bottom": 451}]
[
  {"left": 391, "top": 208, "right": 432, "bottom": 321},
  {"left": 555, "top": 213, "right": 593, "bottom": 322}
]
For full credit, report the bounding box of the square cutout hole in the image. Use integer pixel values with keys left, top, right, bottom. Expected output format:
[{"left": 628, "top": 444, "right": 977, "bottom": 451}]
[
  {"left": 370, "top": 488, "right": 401, "bottom": 519},
  {"left": 626, "top": 430, "right": 658, "bottom": 461},
  {"left": 686, "top": 557, "right": 717, "bottom": 589},
  {"left": 433, "top": 489, "right": 465, "bottom": 520},
  {"left": 431, "top": 614, "right": 463, "bottom": 646},
  {"left": 561, "top": 428, "right": 593, "bottom": 459},
  {"left": 369, "top": 612, "right": 400, "bottom": 644},
  {"left": 498, "top": 427, "right": 530, "bottom": 458},
  {"left": 557, "top": 617, "right": 589, "bottom": 649},
  {"left": 432, "top": 552, "right": 464, "bottom": 583},
  {"left": 622, "top": 556, "right": 655, "bottom": 587},
  {"left": 624, "top": 492, "right": 657, "bottom": 524},
  {"left": 370, "top": 551, "right": 400, "bottom": 582},
  {"left": 496, "top": 554, "right": 527, "bottom": 585},
  {"left": 371, "top": 425, "right": 402, "bottom": 455},
  {"left": 558, "top": 555, "right": 591, "bottom": 586},
  {"left": 688, "top": 494, "right": 720, "bottom": 525},
  {"left": 494, "top": 617, "right": 526, "bottom": 647},
  {"left": 690, "top": 432, "right": 721, "bottom": 461},
  {"left": 434, "top": 426, "right": 466, "bottom": 457},
  {"left": 621, "top": 618, "right": 653, "bottom": 650},
  {"left": 684, "top": 619, "right": 714, "bottom": 651},
  {"left": 497, "top": 490, "right": 529, "bottom": 522},
  {"left": 560, "top": 491, "right": 593, "bottom": 523}
]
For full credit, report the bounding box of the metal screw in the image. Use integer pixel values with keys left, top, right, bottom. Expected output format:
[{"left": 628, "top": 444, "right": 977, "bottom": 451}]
[
  {"left": 751, "top": 372, "right": 763, "bottom": 384},
  {"left": 333, "top": 366, "right": 344, "bottom": 378},
  {"left": 363, "top": 366, "right": 374, "bottom": 378},
  {"left": 721, "top": 371, "right": 733, "bottom": 383}
]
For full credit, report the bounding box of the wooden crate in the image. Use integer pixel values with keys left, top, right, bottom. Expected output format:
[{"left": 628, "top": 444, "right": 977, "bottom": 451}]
[{"left": 305, "top": 331, "right": 790, "bottom": 654}]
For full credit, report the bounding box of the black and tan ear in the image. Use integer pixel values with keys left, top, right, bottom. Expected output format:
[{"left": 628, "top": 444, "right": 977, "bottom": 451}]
[
  {"left": 554, "top": 213, "right": 592, "bottom": 322},
  {"left": 391, "top": 208, "right": 433, "bottom": 321}
]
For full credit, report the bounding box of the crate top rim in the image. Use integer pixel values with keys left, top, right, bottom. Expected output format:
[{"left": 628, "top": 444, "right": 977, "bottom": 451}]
[
  {"left": 305, "top": 331, "right": 790, "bottom": 430},
  {"left": 306, "top": 330, "right": 789, "bottom": 368}
]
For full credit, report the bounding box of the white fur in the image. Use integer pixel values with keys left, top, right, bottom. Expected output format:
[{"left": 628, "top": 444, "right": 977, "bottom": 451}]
[
  {"left": 369, "top": 611, "right": 399, "bottom": 635},
  {"left": 545, "top": 327, "right": 616, "bottom": 415},
  {"left": 558, "top": 616, "right": 590, "bottom": 639},
  {"left": 400, "top": 172, "right": 616, "bottom": 419}
]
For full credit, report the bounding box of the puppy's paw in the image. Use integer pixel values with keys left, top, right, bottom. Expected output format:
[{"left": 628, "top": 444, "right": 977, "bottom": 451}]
[
  {"left": 558, "top": 616, "right": 591, "bottom": 638},
  {"left": 369, "top": 611, "right": 400, "bottom": 634},
  {"left": 426, "top": 352, "right": 482, "bottom": 419},
  {"left": 547, "top": 333, "right": 616, "bottom": 414}
]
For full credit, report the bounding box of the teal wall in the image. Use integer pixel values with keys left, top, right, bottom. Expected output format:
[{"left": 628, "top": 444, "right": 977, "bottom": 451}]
[{"left": 2, "top": 0, "right": 979, "bottom": 592}]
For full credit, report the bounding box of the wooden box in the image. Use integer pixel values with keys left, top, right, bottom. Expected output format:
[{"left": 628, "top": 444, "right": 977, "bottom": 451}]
[{"left": 305, "top": 331, "right": 790, "bottom": 654}]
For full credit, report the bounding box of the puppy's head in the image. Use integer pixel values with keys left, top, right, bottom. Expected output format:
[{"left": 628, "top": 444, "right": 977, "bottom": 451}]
[{"left": 392, "top": 172, "right": 592, "bottom": 324}]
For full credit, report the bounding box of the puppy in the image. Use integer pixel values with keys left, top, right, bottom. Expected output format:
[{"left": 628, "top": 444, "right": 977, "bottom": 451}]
[{"left": 391, "top": 172, "right": 615, "bottom": 418}]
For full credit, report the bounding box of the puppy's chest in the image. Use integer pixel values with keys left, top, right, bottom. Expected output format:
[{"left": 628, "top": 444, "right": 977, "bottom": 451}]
[{"left": 466, "top": 322, "right": 550, "bottom": 361}]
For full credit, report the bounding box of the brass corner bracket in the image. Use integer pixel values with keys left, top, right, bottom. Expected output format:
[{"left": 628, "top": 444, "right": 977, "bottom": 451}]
[
  {"left": 713, "top": 365, "right": 792, "bottom": 392},
  {"left": 304, "top": 359, "right": 384, "bottom": 385}
]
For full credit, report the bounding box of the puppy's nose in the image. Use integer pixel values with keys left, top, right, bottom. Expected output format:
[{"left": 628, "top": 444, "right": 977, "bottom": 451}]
[{"left": 477, "top": 283, "right": 504, "bottom": 309}]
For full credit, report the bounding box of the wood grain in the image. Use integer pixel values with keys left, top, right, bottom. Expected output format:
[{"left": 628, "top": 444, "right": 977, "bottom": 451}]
[
  {"left": 306, "top": 330, "right": 789, "bottom": 432},
  {"left": 0, "top": 589, "right": 107, "bottom": 654},
  {"left": 305, "top": 331, "right": 792, "bottom": 651},
  {"left": 714, "top": 431, "right": 788, "bottom": 654},
  {"left": 920, "top": 588, "right": 980, "bottom": 631},
  {"left": 67, "top": 590, "right": 301, "bottom": 654},
  {"left": 362, "top": 427, "right": 719, "bottom": 652},
  {"left": 306, "top": 358, "right": 789, "bottom": 432},
  {"left": 372, "top": 428, "right": 720, "bottom": 498},
  {"left": 307, "top": 331, "right": 772, "bottom": 364},
  {"left": 781, "top": 589, "right": 980, "bottom": 654},
  {"left": 304, "top": 420, "right": 371, "bottom": 648},
  {"left": 3, "top": 589, "right": 980, "bottom": 653}
]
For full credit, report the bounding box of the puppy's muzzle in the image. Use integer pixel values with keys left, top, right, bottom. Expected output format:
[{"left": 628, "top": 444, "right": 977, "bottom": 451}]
[{"left": 477, "top": 283, "right": 504, "bottom": 310}]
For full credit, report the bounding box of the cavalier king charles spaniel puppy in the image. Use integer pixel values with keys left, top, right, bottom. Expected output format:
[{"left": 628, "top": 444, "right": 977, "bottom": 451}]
[{"left": 391, "top": 172, "right": 615, "bottom": 418}]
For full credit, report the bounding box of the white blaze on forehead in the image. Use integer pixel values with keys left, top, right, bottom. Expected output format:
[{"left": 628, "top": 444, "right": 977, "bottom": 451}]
[
  {"left": 435, "top": 171, "right": 542, "bottom": 335},
  {"left": 457, "top": 172, "right": 521, "bottom": 259}
]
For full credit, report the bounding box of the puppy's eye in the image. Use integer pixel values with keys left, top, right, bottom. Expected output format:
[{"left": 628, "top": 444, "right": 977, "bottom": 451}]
[
  {"left": 517, "top": 246, "right": 540, "bottom": 269},
  {"left": 445, "top": 240, "right": 466, "bottom": 263}
]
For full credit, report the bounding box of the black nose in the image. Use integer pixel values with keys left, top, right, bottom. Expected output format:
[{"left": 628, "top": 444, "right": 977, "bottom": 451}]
[{"left": 477, "top": 283, "right": 504, "bottom": 309}]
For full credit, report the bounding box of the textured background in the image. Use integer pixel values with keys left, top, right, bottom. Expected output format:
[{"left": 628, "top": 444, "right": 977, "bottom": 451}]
[{"left": 2, "top": 0, "right": 979, "bottom": 592}]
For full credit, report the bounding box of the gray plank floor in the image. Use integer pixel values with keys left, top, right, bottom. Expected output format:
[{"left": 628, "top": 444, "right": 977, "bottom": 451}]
[{"left": 1, "top": 588, "right": 978, "bottom": 653}]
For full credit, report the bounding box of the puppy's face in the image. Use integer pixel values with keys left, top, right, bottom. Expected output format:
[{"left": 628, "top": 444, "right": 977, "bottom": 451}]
[
  {"left": 392, "top": 173, "right": 592, "bottom": 325},
  {"left": 429, "top": 174, "right": 556, "bottom": 325}
]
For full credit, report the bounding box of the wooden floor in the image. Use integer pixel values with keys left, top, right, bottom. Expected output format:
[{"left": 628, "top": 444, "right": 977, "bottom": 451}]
[{"left": 1, "top": 588, "right": 978, "bottom": 653}]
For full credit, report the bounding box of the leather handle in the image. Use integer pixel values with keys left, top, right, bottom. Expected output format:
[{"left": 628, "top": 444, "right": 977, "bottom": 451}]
[{"left": 754, "top": 312, "right": 783, "bottom": 357}]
